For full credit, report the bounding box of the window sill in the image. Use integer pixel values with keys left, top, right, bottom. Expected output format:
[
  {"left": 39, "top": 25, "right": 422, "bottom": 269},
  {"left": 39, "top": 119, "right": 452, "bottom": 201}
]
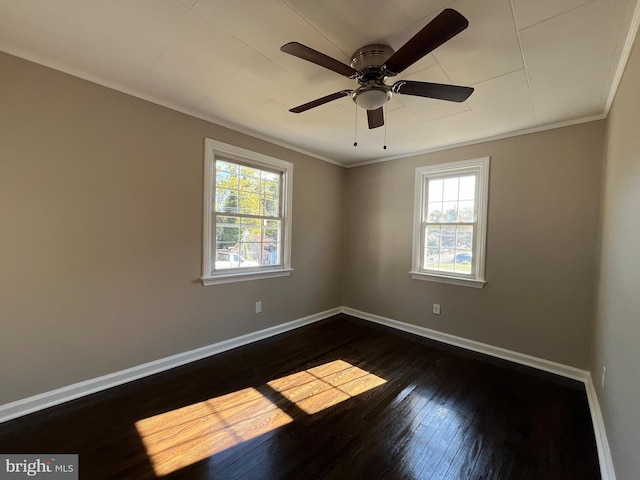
[
  {"left": 202, "top": 268, "right": 293, "bottom": 286},
  {"left": 409, "top": 271, "right": 486, "bottom": 289}
]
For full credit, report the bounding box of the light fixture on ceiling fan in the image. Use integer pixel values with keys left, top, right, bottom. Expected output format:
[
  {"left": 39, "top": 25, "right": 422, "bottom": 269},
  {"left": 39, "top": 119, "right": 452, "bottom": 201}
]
[{"left": 281, "top": 8, "right": 474, "bottom": 130}]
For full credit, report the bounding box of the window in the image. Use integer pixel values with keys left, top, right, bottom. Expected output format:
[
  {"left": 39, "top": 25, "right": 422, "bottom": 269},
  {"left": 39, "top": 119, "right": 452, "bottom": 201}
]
[
  {"left": 202, "top": 139, "right": 293, "bottom": 285},
  {"left": 410, "top": 157, "right": 489, "bottom": 288}
]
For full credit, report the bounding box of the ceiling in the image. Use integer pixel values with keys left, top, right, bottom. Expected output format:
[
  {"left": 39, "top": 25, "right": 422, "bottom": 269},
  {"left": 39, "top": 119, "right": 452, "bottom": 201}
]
[{"left": 1, "top": 0, "right": 638, "bottom": 166}]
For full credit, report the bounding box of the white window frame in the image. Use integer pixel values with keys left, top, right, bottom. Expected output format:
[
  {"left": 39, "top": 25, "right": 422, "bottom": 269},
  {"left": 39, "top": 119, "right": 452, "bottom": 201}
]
[
  {"left": 410, "top": 157, "right": 489, "bottom": 288},
  {"left": 201, "top": 139, "right": 293, "bottom": 286}
]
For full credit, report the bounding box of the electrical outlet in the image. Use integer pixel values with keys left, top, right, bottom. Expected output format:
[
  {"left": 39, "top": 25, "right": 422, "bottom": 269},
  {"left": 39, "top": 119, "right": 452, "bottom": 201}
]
[
  {"left": 256, "top": 301, "right": 262, "bottom": 314},
  {"left": 433, "top": 304, "right": 441, "bottom": 315},
  {"left": 601, "top": 366, "right": 607, "bottom": 389}
]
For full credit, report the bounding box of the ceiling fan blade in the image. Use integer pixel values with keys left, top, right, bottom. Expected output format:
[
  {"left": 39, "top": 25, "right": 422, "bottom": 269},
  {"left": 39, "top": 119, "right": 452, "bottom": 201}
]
[
  {"left": 289, "top": 90, "right": 353, "bottom": 113},
  {"left": 281, "top": 42, "right": 358, "bottom": 78},
  {"left": 392, "top": 80, "right": 473, "bottom": 102},
  {"left": 367, "top": 107, "right": 384, "bottom": 129},
  {"left": 384, "top": 9, "right": 469, "bottom": 75}
]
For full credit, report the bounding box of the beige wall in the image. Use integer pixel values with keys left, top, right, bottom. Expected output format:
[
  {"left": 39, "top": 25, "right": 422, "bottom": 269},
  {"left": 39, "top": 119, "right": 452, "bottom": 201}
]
[
  {"left": 343, "top": 121, "right": 604, "bottom": 369},
  {"left": 0, "top": 52, "right": 344, "bottom": 405},
  {"left": 592, "top": 34, "right": 640, "bottom": 479}
]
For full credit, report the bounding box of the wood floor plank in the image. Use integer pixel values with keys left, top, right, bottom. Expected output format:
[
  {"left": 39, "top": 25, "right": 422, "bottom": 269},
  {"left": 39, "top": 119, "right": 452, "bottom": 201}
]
[{"left": 0, "top": 314, "right": 600, "bottom": 479}]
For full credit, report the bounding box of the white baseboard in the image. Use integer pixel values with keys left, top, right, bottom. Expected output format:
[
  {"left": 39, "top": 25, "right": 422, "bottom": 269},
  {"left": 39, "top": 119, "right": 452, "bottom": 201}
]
[
  {"left": 341, "top": 307, "right": 590, "bottom": 381},
  {"left": 0, "top": 307, "right": 340, "bottom": 424},
  {"left": 340, "top": 307, "right": 615, "bottom": 480},
  {"left": 584, "top": 374, "right": 617, "bottom": 480}
]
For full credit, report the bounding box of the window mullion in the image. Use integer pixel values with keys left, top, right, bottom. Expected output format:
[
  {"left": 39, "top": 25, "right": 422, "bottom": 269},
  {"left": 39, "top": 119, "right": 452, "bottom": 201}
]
[
  {"left": 214, "top": 212, "right": 282, "bottom": 222},
  {"left": 425, "top": 221, "right": 476, "bottom": 227}
]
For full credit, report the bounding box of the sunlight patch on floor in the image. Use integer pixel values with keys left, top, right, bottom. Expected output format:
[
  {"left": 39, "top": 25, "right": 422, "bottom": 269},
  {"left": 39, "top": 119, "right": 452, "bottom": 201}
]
[
  {"left": 135, "top": 387, "right": 293, "bottom": 476},
  {"left": 267, "top": 359, "right": 387, "bottom": 414},
  {"left": 135, "top": 359, "right": 386, "bottom": 476}
]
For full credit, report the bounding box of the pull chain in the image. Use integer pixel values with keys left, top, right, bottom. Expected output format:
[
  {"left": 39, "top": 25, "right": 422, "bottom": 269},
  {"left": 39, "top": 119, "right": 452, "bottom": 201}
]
[
  {"left": 383, "top": 103, "right": 388, "bottom": 150},
  {"left": 353, "top": 107, "right": 358, "bottom": 147}
]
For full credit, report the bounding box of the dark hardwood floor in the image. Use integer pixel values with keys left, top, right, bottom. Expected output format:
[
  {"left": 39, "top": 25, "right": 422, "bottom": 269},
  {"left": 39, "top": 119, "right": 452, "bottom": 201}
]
[{"left": 0, "top": 314, "right": 600, "bottom": 479}]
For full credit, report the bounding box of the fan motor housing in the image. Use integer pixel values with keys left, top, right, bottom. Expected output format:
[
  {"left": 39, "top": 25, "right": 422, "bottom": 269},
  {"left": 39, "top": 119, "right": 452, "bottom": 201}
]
[{"left": 351, "top": 44, "right": 394, "bottom": 84}]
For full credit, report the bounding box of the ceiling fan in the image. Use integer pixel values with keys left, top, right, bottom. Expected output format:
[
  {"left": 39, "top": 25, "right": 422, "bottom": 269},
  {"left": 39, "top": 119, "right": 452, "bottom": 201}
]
[{"left": 281, "top": 8, "right": 473, "bottom": 130}]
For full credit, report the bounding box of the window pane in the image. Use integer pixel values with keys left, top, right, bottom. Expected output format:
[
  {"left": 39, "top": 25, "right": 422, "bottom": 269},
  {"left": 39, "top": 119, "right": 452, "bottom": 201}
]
[
  {"left": 240, "top": 243, "right": 262, "bottom": 265},
  {"left": 458, "top": 200, "right": 475, "bottom": 222},
  {"left": 459, "top": 175, "right": 476, "bottom": 200},
  {"left": 264, "top": 243, "right": 281, "bottom": 266},
  {"left": 428, "top": 178, "right": 443, "bottom": 202},
  {"left": 426, "top": 225, "right": 440, "bottom": 248},
  {"left": 239, "top": 217, "right": 261, "bottom": 244},
  {"left": 456, "top": 225, "right": 473, "bottom": 250},
  {"left": 265, "top": 177, "right": 279, "bottom": 207},
  {"left": 214, "top": 249, "right": 258, "bottom": 269},
  {"left": 265, "top": 219, "right": 280, "bottom": 229},
  {"left": 263, "top": 170, "right": 279, "bottom": 182},
  {"left": 238, "top": 192, "right": 260, "bottom": 215},
  {"left": 215, "top": 243, "right": 237, "bottom": 254},
  {"left": 216, "top": 160, "right": 238, "bottom": 175},
  {"left": 216, "top": 232, "right": 237, "bottom": 244},
  {"left": 264, "top": 225, "right": 280, "bottom": 243},
  {"left": 214, "top": 250, "right": 233, "bottom": 269},
  {"left": 441, "top": 226, "right": 456, "bottom": 251},
  {"left": 216, "top": 216, "right": 239, "bottom": 232},
  {"left": 241, "top": 173, "right": 261, "bottom": 194},
  {"left": 239, "top": 165, "right": 261, "bottom": 184},
  {"left": 215, "top": 188, "right": 238, "bottom": 213},
  {"left": 424, "top": 248, "right": 440, "bottom": 270},
  {"left": 441, "top": 201, "right": 458, "bottom": 222},
  {"left": 427, "top": 202, "right": 442, "bottom": 222},
  {"left": 216, "top": 162, "right": 238, "bottom": 191},
  {"left": 263, "top": 178, "right": 279, "bottom": 194},
  {"left": 263, "top": 196, "right": 279, "bottom": 217},
  {"left": 442, "top": 177, "right": 459, "bottom": 201},
  {"left": 264, "top": 250, "right": 280, "bottom": 266},
  {"left": 216, "top": 173, "right": 237, "bottom": 190},
  {"left": 454, "top": 250, "right": 473, "bottom": 273},
  {"left": 265, "top": 218, "right": 281, "bottom": 266}
]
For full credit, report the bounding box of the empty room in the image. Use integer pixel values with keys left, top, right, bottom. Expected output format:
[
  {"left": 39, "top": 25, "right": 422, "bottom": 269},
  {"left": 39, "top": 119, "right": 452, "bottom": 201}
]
[{"left": 1, "top": 1, "right": 639, "bottom": 479}]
